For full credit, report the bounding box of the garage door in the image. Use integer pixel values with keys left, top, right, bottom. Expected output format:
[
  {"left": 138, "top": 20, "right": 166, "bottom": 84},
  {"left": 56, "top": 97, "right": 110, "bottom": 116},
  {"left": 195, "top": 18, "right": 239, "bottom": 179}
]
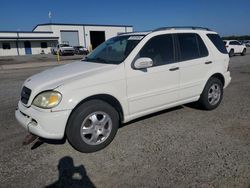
[{"left": 60, "top": 31, "right": 79, "bottom": 46}]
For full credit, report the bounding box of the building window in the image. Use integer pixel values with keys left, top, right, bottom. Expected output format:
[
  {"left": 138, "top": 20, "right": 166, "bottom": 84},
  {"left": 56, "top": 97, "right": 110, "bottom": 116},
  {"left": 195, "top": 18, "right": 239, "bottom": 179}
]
[
  {"left": 41, "top": 42, "right": 48, "bottom": 48},
  {"left": 2, "top": 43, "right": 11, "bottom": 50}
]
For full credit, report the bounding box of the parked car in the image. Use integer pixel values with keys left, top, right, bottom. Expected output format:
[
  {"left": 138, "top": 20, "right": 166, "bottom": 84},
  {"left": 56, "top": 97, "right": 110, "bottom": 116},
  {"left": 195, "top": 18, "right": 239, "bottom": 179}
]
[
  {"left": 74, "top": 46, "right": 89, "bottom": 55},
  {"left": 51, "top": 44, "right": 75, "bottom": 56},
  {"left": 16, "top": 27, "right": 231, "bottom": 153},
  {"left": 244, "top": 41, "right": 250, "bottom": 47},
  {"left": 223, "top": 40, "right": 246, "bottom": 57}
]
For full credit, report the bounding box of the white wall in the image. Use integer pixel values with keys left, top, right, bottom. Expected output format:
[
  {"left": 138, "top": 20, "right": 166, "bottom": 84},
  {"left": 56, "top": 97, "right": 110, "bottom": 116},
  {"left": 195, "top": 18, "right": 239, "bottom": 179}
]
[
  {"left": 46, "top": 25, "right": 84, "bottom": 46},
  {"left": 18, "top": 41, "right": 57, "bottom": 55},
  {"left": 0, "top": 24, "right": 133, "bottom": 56},
  {"left": 0, "top": 41, "right": 18, "bottom": 56},
  {"left": 33, "top": 25, "right": 52, "bottom": 32},
  {"left": 0, "top": 41, "right": 57, "bottom": 56},
  {"left": 84, "top": 26, "right": 133, "bottom": 48},
  {"left": 35, "top": 24, "right": 133, "bottom": 49}
]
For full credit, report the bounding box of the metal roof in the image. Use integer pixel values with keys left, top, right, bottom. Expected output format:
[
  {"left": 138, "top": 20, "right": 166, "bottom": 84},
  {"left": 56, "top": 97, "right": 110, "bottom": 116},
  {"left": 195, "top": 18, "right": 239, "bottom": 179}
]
[{"left": 33, "top": 23, "right": 133, "bottom": 31}]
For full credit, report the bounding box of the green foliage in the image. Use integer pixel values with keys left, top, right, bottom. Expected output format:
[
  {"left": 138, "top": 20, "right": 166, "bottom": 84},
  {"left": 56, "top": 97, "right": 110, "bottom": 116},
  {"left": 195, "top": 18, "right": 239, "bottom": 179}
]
[{"left": 222, "top": 36, "right": 250, "bottom": 41}]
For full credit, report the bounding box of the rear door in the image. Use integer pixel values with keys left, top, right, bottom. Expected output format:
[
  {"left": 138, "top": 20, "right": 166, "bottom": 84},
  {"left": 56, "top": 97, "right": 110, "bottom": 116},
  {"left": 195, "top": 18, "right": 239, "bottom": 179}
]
[{"left": 176, "top": 33, "right": 211, "bottom": 100}]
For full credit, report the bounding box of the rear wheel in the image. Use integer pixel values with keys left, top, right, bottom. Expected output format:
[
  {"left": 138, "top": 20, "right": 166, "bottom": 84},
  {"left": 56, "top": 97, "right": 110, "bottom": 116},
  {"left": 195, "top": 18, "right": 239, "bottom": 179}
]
[
  {"left": 229, "top": 49, "right": 234, "bottom": 57},
  {"left": 66, "top": 100, "right": 119, "bottom": 153},
  {"left": 241, "top": 48, "right": 246, "bottom": 56},
  {"left": 198, "top": 77, "right": 223, "bottom": 110}
]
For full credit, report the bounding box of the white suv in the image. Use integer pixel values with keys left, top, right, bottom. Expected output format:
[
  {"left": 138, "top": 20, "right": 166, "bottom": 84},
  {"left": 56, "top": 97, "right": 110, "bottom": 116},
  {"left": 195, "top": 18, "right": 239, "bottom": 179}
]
[
  {"left": 16, "top": 27, "right": 231, "bottom": 153},
  {"left": 223, "top": 40, "right": 246, "bottom": 57}
]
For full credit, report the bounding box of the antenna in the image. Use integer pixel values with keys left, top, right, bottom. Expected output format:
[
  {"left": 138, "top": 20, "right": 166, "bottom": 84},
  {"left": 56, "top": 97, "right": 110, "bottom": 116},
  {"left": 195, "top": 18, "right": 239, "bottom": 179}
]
[{"left": 48, "top": 11, "right": 52, "bottom": 23}]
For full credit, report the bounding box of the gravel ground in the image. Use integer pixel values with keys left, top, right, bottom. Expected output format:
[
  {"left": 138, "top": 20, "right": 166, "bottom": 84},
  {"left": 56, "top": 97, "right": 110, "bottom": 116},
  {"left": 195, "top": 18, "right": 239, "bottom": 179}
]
[{"left": 0, "top": 53, "right": 250, "bottom": 188}]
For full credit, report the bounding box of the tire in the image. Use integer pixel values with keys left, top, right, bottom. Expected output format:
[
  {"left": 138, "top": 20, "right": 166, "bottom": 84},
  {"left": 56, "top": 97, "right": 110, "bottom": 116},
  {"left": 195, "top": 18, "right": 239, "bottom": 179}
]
[
  {"left": 66, "top": 100, "right": 119, "bottom": 153},
  {"left": 229, "top": 49, "right": 234, "bottom": 57},
  {"left": 241, "top": 48, "right": 246, "bottom": 56},
  {"left": 198, "top": 77, "right": 223, "bottom": 110}
]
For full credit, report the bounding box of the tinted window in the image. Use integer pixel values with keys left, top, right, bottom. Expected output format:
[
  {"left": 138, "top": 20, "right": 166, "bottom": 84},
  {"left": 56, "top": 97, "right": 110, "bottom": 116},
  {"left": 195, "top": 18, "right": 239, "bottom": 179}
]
[
  {"left": 229, "top": 41, "right": 238, "bottom": 45},
  {"left": 207, "top": 34, "right": 228, "bottom": 54},
  {"left": 197, "top": 35, "right": 209, "bottom": 57},
  {"left": 85, "top": 35, "right": 143, "bottom": 64},
  {"left": 138, "top": 34, "right": 174, "bottom": 66},
  {"left": 2, "top": 43, "right": 11, "bottom": 50},
  {"left": 41, "top": 42, "right": 47, "bottom": 48},
  {"left": 177, "top": 33, "right": 199, "bottom": 61}
]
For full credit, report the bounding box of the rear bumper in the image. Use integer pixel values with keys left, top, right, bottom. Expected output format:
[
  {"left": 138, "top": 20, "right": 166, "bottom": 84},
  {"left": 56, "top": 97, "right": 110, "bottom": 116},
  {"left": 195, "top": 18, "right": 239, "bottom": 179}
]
[
  {"left": 223, "top": 71, "right": 231, "bottom": 88},
  {"left": 15, "top": 101, "right": 71, "bottom": 139}
]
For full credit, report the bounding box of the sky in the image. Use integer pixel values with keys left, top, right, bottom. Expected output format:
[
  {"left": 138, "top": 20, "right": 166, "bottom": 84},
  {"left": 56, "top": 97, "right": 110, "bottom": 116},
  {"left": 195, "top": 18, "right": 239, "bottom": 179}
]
[{"left": 0, "top": 0, "right": 250, "bottom": 36}]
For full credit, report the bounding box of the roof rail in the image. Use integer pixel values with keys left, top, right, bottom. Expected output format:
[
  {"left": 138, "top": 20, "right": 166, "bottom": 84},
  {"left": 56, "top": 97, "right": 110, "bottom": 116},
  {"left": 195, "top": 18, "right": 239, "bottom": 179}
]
[{"left": 153, "top": 26, "right": 212, "bottom": 32}]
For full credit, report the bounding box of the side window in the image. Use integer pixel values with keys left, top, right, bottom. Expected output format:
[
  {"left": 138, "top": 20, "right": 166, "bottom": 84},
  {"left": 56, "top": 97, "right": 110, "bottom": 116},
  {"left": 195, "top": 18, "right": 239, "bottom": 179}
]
[
  {"left": 235, "top": 41, "right": 240, "bottom": 45},
  {"left": 197, "top": 35, "right": 209, "bottom": 57},
  {"left": 177, "top": 33, "right": 200, "bottom": 61},
  {"left": 2, "top": 43, "right": 11, "bottom": 50},
  {"left": 206, "top": 34, "right": 228, "bottom": 54},
  {"left": 138, "top": 34, "right": 174, "bottom": 66},
  {"left": 41, "top": 42, "right": 48, "bottom": 48}
]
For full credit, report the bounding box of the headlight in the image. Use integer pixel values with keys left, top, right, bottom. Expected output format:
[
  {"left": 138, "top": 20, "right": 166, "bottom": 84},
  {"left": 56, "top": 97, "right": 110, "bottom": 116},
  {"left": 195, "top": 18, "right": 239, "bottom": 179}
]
[{"left": 32, "top": 91, "right": 62, "bottom": 109}]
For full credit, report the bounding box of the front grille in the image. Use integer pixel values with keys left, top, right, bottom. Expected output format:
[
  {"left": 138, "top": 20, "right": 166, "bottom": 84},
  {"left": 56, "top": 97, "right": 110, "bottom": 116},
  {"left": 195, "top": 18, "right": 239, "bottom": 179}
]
[
  {"left": 64, "top": 50, "right": 74, "bottom": 52},
  {"left": 21, "top": 86, "right": 31, "bottom": 105}
]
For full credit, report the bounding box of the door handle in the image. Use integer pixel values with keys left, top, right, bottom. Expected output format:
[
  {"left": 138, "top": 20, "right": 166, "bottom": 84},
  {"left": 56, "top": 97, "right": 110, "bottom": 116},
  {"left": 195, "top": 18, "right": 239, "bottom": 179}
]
[
  {"left": 205, "top": 61, "right": 212, "bottom": 64},
  {"left": 169, "top": 67, "right": 179, "bottom": 71}
]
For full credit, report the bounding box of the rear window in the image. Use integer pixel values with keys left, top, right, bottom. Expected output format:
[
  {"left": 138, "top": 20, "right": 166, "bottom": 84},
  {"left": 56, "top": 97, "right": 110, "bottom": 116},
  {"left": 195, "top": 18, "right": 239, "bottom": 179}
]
[
  {"left": 177, "top": 33, "right": 208, "bottom": 61},
  {"left": 207, "top": 34, "right": 228, "bottom": 54}
]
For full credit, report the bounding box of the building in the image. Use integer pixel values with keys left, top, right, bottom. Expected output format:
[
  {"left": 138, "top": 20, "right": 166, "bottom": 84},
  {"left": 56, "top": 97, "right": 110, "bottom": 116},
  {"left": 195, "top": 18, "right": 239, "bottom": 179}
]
[{"left": 0, "top": 23, "right": 133, "bottom": 56}]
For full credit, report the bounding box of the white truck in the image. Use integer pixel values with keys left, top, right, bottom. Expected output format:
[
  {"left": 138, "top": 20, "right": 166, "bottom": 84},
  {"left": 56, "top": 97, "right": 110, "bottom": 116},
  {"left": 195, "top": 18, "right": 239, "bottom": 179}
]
[{"left": 51, "top": 44, "right": 75, "bottom": 56}]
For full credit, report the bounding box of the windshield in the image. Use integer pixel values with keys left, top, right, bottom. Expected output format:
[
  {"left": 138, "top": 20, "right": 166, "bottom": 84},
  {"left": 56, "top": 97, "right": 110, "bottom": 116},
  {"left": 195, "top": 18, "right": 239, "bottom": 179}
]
[
  {"left": 84, "top": 35, "right": 144, "bottom": 64},
  {"left": 60, "top": 44, "right": 70, "bottom": 47}
]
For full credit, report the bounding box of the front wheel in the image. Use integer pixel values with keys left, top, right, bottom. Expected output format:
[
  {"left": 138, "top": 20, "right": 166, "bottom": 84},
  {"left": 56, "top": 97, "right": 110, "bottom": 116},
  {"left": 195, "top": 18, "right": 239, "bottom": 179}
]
[
  {"left": 66, "top": 100, "right": 119, "bottom": 153},
  {"left": 198, "top": 77, "right": 223, "bottom": 110}
]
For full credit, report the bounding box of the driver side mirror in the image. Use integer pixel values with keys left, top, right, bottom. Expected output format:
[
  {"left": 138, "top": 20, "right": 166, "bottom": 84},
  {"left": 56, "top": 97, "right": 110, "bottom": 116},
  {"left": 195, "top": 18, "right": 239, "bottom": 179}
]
[{"left": 134, "top": 57, "right": 153, "bottom": 69}]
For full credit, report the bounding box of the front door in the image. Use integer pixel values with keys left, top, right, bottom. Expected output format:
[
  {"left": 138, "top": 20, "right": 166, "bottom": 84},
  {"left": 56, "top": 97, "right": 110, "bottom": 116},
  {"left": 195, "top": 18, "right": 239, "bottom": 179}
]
[
  {"left": 126, "top": 34, "right": 180, "bottom": 115},
  {"left": 24, "top": 41, "right": 32, "bottom": 55}
]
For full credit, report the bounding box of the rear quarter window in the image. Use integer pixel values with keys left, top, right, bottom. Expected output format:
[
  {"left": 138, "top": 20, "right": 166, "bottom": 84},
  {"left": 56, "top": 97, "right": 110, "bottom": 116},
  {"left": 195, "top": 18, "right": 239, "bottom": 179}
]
[
  {"left": 207, "top": 34, "right": 228, "bottom": 54},
  {"left": 177, "top": 33, "right": 208, "bottom": 61}
]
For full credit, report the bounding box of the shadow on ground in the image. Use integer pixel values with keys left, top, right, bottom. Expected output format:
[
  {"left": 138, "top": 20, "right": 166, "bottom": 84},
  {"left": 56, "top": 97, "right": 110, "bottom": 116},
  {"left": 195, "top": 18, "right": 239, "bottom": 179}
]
[{"left": 45, "top": 156, "right": 95, "bottom": 188}]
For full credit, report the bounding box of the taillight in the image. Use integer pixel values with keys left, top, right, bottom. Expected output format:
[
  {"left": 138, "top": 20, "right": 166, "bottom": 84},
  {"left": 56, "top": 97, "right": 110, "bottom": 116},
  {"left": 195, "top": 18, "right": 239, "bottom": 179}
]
[{"left": 225, "top": 45, "right": 229, "bottom": 48}]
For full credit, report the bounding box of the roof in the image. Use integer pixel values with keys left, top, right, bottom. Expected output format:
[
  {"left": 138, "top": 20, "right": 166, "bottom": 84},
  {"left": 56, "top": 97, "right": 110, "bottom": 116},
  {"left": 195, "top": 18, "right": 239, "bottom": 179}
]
[
  {"left": 33, "top": 23, "right": 133, "bottom": 31},
  {"left": 0, "top": 31, "right": 53, "bottom": 34},
  {"left": 120, "top": 32, "right": 150, "bottom": 36}
]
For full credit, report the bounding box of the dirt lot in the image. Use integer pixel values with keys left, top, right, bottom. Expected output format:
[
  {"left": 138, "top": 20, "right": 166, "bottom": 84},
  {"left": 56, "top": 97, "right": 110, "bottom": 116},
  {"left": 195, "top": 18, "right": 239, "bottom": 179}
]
[{"left": 0, "top": 52, "right": 250, "bottom": 188}]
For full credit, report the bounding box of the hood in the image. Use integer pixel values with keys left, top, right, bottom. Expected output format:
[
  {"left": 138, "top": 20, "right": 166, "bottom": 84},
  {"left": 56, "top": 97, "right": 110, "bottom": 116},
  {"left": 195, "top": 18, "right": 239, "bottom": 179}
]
[
  {"left": 61, "top": 46, "right": 74, "bottom": 50},
  {"left": 23, "top": 61, "right": 117, "bottom": 105}
]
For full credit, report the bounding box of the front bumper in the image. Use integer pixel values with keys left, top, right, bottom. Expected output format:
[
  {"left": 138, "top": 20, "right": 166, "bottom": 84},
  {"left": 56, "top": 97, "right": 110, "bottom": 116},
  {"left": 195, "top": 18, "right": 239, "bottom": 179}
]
[
  {"left": 15, "top": 101, "right": 71, "bottom": 139},
  {"left": 223, "top": 71, "right": 231, "bottom": 88},
  {"left": 61, "top": 50, "right": 74, "bottom": 54}
]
